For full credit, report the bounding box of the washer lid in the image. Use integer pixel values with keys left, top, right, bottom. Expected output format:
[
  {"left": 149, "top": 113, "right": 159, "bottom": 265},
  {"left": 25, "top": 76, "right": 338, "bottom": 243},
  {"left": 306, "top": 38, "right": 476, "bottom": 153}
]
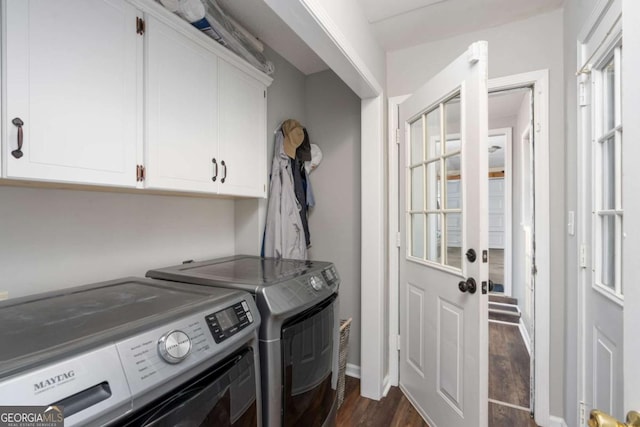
[{"left": 0, "top": 277, "right": 235, "bottom": 376}]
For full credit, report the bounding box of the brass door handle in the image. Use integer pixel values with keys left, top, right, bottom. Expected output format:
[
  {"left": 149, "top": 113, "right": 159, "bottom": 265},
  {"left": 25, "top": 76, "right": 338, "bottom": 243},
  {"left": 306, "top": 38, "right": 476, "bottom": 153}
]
[{"left": 589, "top": 410, "right": 640, "bottom": 427}]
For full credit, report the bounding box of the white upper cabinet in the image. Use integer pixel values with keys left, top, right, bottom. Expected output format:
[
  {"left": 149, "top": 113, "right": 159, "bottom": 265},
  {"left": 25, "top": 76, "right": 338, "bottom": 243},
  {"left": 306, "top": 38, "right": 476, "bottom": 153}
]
[
  {"left": 3, "top": 0, "right": 141, "bottom": 187},
  {"left": 2, "top": 0, "right": 271, "bottom": 197},
  {"left": 217, "top": 59, "right": 267, "bottom": 198},
  {"left": 144, "top": 14, "right": 219, "bottom": 193}
]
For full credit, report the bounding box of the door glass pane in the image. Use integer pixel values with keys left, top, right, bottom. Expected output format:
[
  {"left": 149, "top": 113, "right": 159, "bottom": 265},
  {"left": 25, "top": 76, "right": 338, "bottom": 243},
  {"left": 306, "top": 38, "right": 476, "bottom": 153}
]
[
  {"left": 410, "top": 119, "right": 424, "bottom": 164},
  {"left": 444, "top": 96, "right": 461, "bottom": 151},
  {"left": 426, "top": 213, "right": 441, "bottom": 263},
  {"left": 600, "top": 214, "right": 615, "bottom": 289},
  {"left": 411, "top": 166, "right": 424, "bottom": 210},
  {"left": 411, "top": 214, "right": 425, "bottom": 259},
  {"left": 604, "top": 59, "right": 615, "bottom": 131},
  {"left": 445, "top": 155, "right": 462, "bottom": 209},
  {"left": 425, "top": 108, "right": 441, "bottom": 160},
  {"left": 445, "top": 213, "right": 462, "bottom": 269},
  {"left": 426, "top": 161, "right": 440, "bottom": 211},
  {"left": 601, "top": 138, "right": 615, "bottom": 210}
]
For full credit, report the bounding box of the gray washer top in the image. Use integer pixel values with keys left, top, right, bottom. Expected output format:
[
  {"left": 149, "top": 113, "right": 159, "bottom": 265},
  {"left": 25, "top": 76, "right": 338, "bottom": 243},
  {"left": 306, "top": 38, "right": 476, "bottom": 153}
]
[{"left": 0, "top": 277, "right": 245, "bottom": 378}]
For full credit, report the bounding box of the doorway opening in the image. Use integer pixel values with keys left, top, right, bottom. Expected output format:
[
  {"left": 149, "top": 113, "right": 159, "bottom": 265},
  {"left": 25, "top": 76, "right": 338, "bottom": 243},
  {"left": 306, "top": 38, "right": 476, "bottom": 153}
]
[{"left": 486, "top": 87, "right": 537, "bottom": 426}]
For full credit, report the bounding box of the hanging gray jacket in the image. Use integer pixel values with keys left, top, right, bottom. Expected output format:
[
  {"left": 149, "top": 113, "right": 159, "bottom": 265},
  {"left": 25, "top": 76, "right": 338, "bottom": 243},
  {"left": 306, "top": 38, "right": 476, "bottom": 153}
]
[{"left": 263, "top": 131, "right": 307, "bottom": 260}]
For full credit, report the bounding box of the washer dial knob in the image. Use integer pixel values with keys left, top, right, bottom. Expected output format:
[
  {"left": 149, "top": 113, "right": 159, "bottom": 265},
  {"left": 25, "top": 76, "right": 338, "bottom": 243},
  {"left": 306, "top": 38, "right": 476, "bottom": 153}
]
[
  {"left": 158, "top": 330, "right": 191, "bottom": 364},
  {"left": 309, "top": 276, "right": 322, "bottom": 291}
]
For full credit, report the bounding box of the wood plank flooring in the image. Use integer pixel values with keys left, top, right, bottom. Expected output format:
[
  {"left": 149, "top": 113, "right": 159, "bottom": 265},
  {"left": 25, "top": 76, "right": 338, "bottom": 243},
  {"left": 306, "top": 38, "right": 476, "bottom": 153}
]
[
  {"left": 337, "top": 376, "right": 428, "bottom": 427},
  {"left": 338, "top": 374, "right": 537, "bottom": 427},
  {"left": 338, "top": 314, "right": 535, "bottom": 426},
  {"left": 489, "top": 322, "right": 530, "bottom": 408}
]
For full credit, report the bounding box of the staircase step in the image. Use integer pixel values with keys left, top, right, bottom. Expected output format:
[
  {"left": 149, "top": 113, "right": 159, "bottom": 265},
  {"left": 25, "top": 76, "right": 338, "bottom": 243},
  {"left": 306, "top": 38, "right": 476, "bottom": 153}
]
[
  {"left": 489, "top": 302, "right": 519, "bottom": 313},
  {"left": 489, "top": 311, "right": 520, "bottom": 324},
  {"left": 489, "top": 294, "right": 518, "bottom": 305}
]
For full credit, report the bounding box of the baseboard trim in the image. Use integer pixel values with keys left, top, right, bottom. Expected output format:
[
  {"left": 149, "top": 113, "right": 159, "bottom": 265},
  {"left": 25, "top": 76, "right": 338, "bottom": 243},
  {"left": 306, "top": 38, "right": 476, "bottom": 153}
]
[
  {"left": 382, "top": 375, "right": 391, "bottom": 397},
  {"left": 549, "top": 416, "right": 568, "bottom": 427},
  {"left": 519, "top": 319, "right": 532, "bottom": 356},
  {"left": 345, "top": 363, "right": 361, "bottom": 379}
]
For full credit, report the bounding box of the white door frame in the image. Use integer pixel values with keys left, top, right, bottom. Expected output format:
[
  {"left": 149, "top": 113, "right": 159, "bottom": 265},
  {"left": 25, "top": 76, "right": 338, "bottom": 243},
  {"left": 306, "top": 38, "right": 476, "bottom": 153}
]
[{"left": 389, "top": 69, "right": 550, "bottom": 427}]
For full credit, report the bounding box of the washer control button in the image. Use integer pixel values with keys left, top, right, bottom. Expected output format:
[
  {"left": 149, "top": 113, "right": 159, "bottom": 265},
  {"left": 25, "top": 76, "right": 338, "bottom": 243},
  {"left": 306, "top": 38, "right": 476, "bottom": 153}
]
[{"left": 158, "top": 330, "right": 191, "bottom": 364}]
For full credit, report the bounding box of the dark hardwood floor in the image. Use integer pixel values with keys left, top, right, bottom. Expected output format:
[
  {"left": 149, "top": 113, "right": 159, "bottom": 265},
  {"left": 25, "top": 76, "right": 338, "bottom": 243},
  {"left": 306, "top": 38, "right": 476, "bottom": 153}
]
[
  {"left": 489, "top": 321, "right": 530, "bottom": 408},
  {"left": 337, "top": 376, "right": 428, "bottom": 427},
  {"left": 338, "top": 320, "right": 536, "bottom": 427}
]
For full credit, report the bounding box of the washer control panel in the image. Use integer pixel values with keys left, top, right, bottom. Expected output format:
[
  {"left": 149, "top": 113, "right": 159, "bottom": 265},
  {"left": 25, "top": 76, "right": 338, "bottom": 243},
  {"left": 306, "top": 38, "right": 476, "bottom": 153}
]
[{"left": 206, "top": 300, "right": 254, "bottom": 343}]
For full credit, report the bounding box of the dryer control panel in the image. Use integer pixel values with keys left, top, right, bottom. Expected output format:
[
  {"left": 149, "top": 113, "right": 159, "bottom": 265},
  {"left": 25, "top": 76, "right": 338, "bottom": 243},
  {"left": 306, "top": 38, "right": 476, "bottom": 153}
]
[{"left": 206, "top": 300, "right": 254, "bottom": 343}]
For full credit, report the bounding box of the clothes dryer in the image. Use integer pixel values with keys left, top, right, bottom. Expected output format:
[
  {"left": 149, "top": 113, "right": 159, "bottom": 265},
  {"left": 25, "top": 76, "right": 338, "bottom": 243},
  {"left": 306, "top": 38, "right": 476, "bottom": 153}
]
[{"left": 147, "top": 255, "right": 340, "bottom": 427}]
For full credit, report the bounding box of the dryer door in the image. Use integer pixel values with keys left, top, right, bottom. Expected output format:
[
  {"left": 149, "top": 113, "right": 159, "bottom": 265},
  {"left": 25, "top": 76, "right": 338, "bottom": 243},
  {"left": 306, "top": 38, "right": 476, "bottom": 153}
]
[{"left": 281, "top": 295, "right": 337, "bottom": 427}]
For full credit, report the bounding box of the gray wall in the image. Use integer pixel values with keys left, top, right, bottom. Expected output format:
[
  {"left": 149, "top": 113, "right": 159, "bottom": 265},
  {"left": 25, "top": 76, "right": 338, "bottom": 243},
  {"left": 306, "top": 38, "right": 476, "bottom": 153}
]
[
  {"left": 387, "top": 9, "right": 566, "bottom": 416},
  {"left": 250, "top": 47, "right": 363, "bottom": 368},
  {"left": 0, "top": 186, "right": 235, "bottom": 299},
  {"left": 235, "top": 45, "right": 308, "bottom": 255},
  {"left": 304, "top": 70, "right": 362, "bottom": 367}
]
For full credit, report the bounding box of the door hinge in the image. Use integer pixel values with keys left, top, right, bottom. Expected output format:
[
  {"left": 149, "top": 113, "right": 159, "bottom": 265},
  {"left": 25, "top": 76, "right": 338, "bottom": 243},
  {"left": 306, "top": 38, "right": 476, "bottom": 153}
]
[
  {"left": 395, "top": 128, "right": 400, "bottom": 145},
  {"left": 136, "top": 17, "right": 145, "bottom": 35},
  {"left": 579, "top": 82, "right": 588, "bottom": 107},
  {"left": 579, "top": 401, "right": 586, "bottom": 425},
  {"left": 396, "top": 232, "right": 401, "bottom": 248},
  {"left": 579, "top": 244, "right": 587, "bottom": 268},
  {"left": 136, "top": 165, "right": 146, "bottom": 182},
  {"left": 396, "top": 335, "right": 401, "bottom": 351}
]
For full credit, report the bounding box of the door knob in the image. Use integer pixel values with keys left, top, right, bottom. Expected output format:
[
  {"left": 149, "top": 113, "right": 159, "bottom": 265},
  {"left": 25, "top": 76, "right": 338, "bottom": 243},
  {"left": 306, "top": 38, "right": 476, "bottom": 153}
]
[
  {"left": 589, "top": 410, "right": 640, "bottom": 427},
  {"left": 465, "top": 249, "right": 477, "bottom": 262},
  {"left": 458, "top": 278, "right": 477, "bottom": 294}
]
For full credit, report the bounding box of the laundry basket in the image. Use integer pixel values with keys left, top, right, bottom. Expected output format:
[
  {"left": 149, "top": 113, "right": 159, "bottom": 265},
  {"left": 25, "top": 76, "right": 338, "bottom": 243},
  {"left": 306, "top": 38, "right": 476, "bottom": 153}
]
[{"left": 337, "top": 317, "right": 352, "bottom": 408}]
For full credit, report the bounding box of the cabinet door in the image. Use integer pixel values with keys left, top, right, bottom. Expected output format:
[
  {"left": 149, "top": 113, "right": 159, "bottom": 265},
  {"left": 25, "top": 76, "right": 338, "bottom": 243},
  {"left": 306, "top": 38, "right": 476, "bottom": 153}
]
[
  {"left": 217, "top": 59, "right": 267, "bottom": 198},
  {"left": 145, "top": 15, "right": 218, "bottom": 193},
  {"left": 3, "top": 0, "right": 141, "bottom": 187}
]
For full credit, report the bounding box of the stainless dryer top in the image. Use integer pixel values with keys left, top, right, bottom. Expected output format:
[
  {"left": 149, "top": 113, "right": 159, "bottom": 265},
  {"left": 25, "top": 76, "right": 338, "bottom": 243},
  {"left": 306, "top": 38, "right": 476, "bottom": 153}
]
[
  {"left": 168, "top": 255, "right": 328, "bottom": 286},
  {"left": 147, "top": 255, "right": 340, "bottom": 322},
  {"left": 0, "top": 277, "right": 241, "bottom": 377}
]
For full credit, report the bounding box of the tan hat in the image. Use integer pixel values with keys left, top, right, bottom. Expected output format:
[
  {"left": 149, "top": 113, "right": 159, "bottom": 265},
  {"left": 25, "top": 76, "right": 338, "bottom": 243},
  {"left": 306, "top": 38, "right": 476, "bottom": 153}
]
[{"left": 282, "top": 119, "right": 304, "bottom": 159}]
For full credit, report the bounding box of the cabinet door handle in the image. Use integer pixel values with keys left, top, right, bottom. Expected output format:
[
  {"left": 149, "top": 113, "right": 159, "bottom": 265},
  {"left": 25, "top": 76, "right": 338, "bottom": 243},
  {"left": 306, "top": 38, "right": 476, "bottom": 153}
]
[
  {"left": 11, "top": 117, "right": 24, "bottom": 159},
  {"left": 212, "top": 158, "right": 218, "bottom": 182},
  {"left": 221, "top": 160, "right": 227, "bottom": 184}
]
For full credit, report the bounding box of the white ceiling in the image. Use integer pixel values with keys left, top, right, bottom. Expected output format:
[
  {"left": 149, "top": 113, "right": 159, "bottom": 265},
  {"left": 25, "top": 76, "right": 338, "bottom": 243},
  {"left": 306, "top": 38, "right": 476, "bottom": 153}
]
[
  {"left": 359, "top": 0, "right": 564, "bottom": 51},
  {"left": 216, "top": 0, "right": 562, "bottom": 75}
]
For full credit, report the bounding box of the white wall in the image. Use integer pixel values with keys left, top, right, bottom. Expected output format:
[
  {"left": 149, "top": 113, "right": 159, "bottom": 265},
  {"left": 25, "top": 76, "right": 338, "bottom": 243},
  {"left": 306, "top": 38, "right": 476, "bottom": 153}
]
[
  {"left": 387, "top": 9, "right": 566, "bottom": 416},
  {"left": 305, "top": 70, "right": 362, "bottom": 367},
  {"left": 0, "top": 186, "right": 235, "bottom": 299}
]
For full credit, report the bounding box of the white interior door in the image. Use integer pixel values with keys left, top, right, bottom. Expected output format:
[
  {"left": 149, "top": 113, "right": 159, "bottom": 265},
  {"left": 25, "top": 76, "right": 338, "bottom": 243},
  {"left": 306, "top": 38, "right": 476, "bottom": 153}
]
[
  {"left": 399, "top": 41, "right": 489, "bottom": 427},
  {"left": 582, "top": 34, "right": 625, "bottom": 425}
]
